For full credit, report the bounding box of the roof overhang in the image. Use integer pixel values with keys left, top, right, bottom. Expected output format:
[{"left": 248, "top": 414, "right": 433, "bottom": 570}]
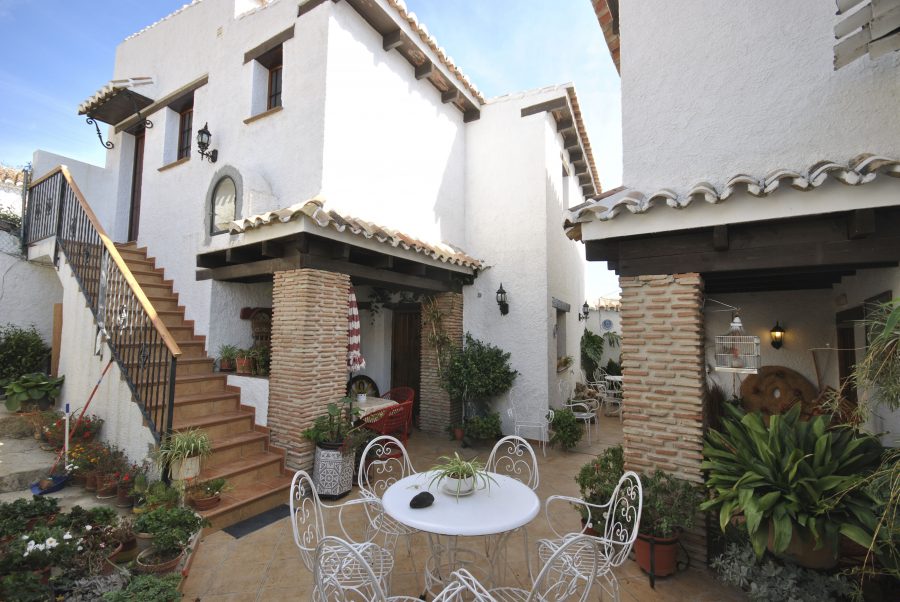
[
  {"left": 77, "top": 78, "right": 155, "bottom": 125},
  {"left": 591, "top": 0, "right": 620, "bottom": 73}
]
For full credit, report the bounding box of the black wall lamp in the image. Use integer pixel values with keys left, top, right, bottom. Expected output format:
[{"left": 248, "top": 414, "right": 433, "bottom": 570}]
[
  {"left": 496, "top": 284, "right": 509, "bottom": 316},
  {"left": 196, "top": 123, "right": 218, "bottom": 163},
  {"left": 770, "top": 321, "right": 785, "bottom": 349},
  {"left": 577, "top": 301, "right": 590, "bottom": 321}
]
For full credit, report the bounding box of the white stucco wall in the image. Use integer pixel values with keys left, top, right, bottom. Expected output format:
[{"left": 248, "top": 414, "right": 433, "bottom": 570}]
[
  {"left": 620, "top": 0, "right": 900, "bottom": 192},
  {"left": 585, "top": 307, "right": 622, "bottom": 368},
  {"left": 0, "top": 231, "right": 62, "bottom": 343},
  {"left": 227, "top": 373, "right": 269, "bottom": 426},
  {"left": 56, "top": 257, "right": 157, "bottom": 462},
  {"left": 207, "top": 280, "right": 272, "bottom": 358},
  {"left": 0, "top": 183, "right": 22, "bottom": 215},
  {"left": 353, "top": 285, "right": 393, "bottom": 396}
]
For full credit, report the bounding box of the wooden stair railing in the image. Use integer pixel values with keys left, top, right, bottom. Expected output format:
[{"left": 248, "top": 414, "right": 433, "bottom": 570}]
[{"left": 24, "top": 166, "right": 181, "bottom": 441}]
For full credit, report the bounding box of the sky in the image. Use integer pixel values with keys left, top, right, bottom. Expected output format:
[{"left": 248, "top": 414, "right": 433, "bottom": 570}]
[{"left": 0, "top": 0, "right": 622, "bottom": 300}]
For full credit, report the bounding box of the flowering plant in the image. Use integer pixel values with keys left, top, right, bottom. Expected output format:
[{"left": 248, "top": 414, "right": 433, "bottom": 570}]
[
  {"left": 43, "top": 413, "right": 103, "bottom": 449},
  {"left": 1, "top": 525, "right": 77, "bottom": 572},
  {"left": 114, "top": 462, "right": 142, "bottom": 487}
]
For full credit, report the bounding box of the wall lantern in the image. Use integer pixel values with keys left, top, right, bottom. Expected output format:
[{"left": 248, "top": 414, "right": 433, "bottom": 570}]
[
  {"left": 577, "top": 301, "right": 590, "bottom": 321},
  {"left": 770, "top": 321, "right": 785, "bottom": 349},
  {"left": 496, "top": 284, "right": 509, "bottom": 316},
  {"left": 196, "top": 122, "right": 218, "bottom": 163}
]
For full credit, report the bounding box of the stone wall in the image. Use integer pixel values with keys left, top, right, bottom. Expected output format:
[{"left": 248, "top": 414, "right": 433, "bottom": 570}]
[
  {"left": 619, "top": 273, "right": 707, "bottom": 559},
  {"left": 418, "top": 292, "right": 463, "bottom": 435},
  {"left": 268, "top": 268, "right": 350, "bottom": 471}
]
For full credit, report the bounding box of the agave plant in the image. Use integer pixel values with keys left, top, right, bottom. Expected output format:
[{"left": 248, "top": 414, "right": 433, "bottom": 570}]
[{"left": 701, "top": 403, "right": 883, "bottom": 558}]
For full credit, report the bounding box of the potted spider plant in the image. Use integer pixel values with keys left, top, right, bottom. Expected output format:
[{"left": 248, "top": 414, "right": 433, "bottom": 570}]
[
  {"left": 155, "top": 429, "right": 211, "bottom": 482},
  {"left": 217, "top": 344, "right": 238, "bottom": 372},
  {"left": 429, "top": 452, "right": 497, "bottom": 499}
]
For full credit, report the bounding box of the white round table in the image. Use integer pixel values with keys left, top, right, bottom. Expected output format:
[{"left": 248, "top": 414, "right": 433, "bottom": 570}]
[{"left": 383, "top": 471, "right": 540, "bottom": 595}]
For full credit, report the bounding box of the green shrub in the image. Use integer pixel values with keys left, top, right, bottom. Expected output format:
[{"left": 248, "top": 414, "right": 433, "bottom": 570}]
[
  {"left": 0, "top": 205, "right": 21, "bottom": 231},
  {"left": 576, "top": 445, "right": 624, "bottom": 504},
  {"left": 0, "top": 571, "right": 52, "bottom": 602},
  {"left": 443, "top": 334, "right": 517, "bottom": 404},
  {"left": 640, "top": 469, "right": 703, "bottom": 538},
  {"left": 103, "top": 574, "right": 182, "bottom": 602},
  {"left": 550, "top": 409, "right": 583, "bottom": 451},
  {"left": 0, "top": 324, "right": 50, "bottom": 388},
  {"left": 580, "top": 329, "right": 605, "bottom": 377},
  {"left": 464, "top": 412, "right": 502, "bottom": 441}
]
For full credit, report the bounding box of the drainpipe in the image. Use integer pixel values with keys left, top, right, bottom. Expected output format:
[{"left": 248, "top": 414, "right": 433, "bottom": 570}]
[{"left": 19, "top": 162, "right": 32, "bottom": 254}]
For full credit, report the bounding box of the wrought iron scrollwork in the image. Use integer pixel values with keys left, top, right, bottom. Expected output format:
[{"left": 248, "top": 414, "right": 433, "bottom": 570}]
[
  {"left": 86, "top": 116, "right": 114, "bottom": 150},
  {"left": 126, "top": 91, "right": 153, "bottom": 129}
]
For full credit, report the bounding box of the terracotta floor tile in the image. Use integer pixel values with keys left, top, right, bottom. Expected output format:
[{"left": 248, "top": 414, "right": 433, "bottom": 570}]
[
  {"left": 206, "top": 560, "right": 269, "bottom": 594},
  {"left": 261, "top": 554, "right": 308, "bottom": 588},
  {"left": 256, "top": 585, "right": 314, "bottom": 601}
]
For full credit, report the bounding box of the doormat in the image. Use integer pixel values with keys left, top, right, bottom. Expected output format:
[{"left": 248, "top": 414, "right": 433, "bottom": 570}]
[{"left": 222, "top": 504, "right": 291, "bottom": 539}]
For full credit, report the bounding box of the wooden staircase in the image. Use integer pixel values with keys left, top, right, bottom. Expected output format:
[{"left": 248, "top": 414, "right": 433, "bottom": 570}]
[{"left": 116, "top": 242, "right": 292, "bottom": 532}]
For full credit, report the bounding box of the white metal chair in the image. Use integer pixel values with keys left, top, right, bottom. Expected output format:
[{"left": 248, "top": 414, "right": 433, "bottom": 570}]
[
  {"left": 315, "top": 536, "right": 423, "bottom": 602},
  {"left": 558, "top": 379, "right": 599, "bottom": 446},
  {"left": 430, "top": 568, "right": 496, "bottom": 601},
  {"left": 357, "top": 436, "right": 419, "bottom": 553},
  {"left": 538, "top": 471, "right": 643, "bottom": 602},
  {"left": 290, "top": 470, "right": 395, "bottom": 595},
  {"left": 506, "top": 395, "right": 554, "bottom": 456},
  {"left": 486, "top": 435, "right": 539, "bottom": 490}
]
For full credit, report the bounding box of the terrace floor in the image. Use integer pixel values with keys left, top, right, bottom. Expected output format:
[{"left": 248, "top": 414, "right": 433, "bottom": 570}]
[{"left": 182, "top": 414, "right": 745, "bottom": 600}]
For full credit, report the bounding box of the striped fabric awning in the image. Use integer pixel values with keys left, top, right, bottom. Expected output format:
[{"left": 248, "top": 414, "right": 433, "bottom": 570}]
[{"left": 347, "top": 287, "right": 366, "bottom": 373}]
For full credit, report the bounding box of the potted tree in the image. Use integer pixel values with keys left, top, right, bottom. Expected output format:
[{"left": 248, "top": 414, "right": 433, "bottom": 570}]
[
  {"left": 217, "top": 345, "right": 238, "bottom": 372},
  {"left": 155, "top": 429, "right": 211, "bottom": 482},
  {"left": 3, "top": 373, "right": 64, "bottom": 412},
  {"left": 634, "top": 470, "right": 702, "bottom": 577},
  {"left": 302, "top": 398, "right": 367, "bottom": 499},
  {"left": 429, "top": 452, "right": 496, "bottom": 499}
]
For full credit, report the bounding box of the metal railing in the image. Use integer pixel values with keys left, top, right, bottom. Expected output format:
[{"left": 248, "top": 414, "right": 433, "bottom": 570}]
[{"left": 24, "top": 166, "right": 181, "bottom": 441}]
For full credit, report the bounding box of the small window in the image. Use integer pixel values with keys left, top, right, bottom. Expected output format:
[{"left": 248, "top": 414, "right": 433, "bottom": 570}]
[
  {"left": 211, "top": 177, "right": 236, "bottom": 234},
  {"left": 556, "top": 309, "right": 567, "bottom": 359},
  {"left": 177, "top": 105, "right": 193, "bottom": 160},
  {"left": 260, "top": 45, "right": 283, "bottom": 110}
]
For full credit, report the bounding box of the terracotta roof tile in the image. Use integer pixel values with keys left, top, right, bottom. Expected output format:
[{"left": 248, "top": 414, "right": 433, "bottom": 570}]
[
  {"left": 591, "top": 0, "right": 620, "bottom": 73},
  {"left": 77, "top": 77, "right": 154, "bottom": 116},
  {"left": 0, "top": 165, "right": 26, "bottom": 187},
  {"left": 230, "top": 198, "right": 482, "bottom": 270}
]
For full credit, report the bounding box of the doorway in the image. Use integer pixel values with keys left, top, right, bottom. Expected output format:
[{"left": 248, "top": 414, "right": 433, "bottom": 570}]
[
  {"left": 391, "top": 305, "right": 421, "bottom": 420},
  {"left": 128, "top": 130, "right": 145, "bottom": 242}
]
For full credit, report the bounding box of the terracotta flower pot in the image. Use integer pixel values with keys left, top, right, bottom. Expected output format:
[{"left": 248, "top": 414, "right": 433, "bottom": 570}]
[
  {"left": 235, "top": 357, "right": 253, "bottom": 375},
  {"left": 190, "top": 493, "right": 221, "bottom": 511},
  {"left": 116, "top": 483, "right": 134, "bottom": 508},
  {"left": 109, "top": 537, "right": 139, "bottom": 564},
  {"left": 219, "top": 358, "right": 235, "bottom": 372},
  {"left": 100, "top": 541, "right": 125, "bottom": 575},
  {"left": 84, "top": 471, "right": 98, "bottom": 491},
  {"left": 135, "top": 531, "right": 155, "bottom": 554},
  {"left": 453, "top": 428, "right": 464, "bottom": 441},
  {"left": 136, "top": 547, "right": 184, "bottom": 574},
  {"left": 634, "top": 532, "right": 680, "bottom": 577},
  {"left": 767, "top": 523, "right": 838, "bottom": 569},
  {"left": 96, "top": 474, "right": 118, "bottom": 499}
]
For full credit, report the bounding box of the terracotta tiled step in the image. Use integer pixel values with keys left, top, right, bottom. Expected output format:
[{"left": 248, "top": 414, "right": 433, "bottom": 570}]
[
  {"left": 132, "top": 271, "right": 168, "bottom": 286},
  {"left": 173, "top": 390, "right": 242, "bottom": 419},
  {"left": 119, "top": 255, "right": 156, "bottom": 270},
  {"left": 200, "top": 475, "right": 293, "bottom": 532},
  {"left": 205, "top": 430, "right": 269, "bottom": 468},
  {"left": 140, "top": 280, "right": 178, "bottom": 297},
  {"left": 156, "top": 310, "right": 192, "bottom": 330},
  {"left": 116, "top": 339, "right": 207, "bottom": 360},
  {"left": 198, "top": 451, "right": 283, "bottom": 489},
  {"left": 145, "top": 295, "right": 181, "bottom": 311},
  {"left": 172, "top": 410, "right": 254, "bottom": 440},
  {"left": 172, "top": 373, "right": 227, "bottom": 396},
  {"left": 124, "top": 357, "right": 214, "bottom": 377}
]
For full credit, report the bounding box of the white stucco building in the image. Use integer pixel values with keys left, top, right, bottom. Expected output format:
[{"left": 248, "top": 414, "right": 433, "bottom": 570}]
[{"left": 23, "top": 0, "right": 598, "bottom": 527}]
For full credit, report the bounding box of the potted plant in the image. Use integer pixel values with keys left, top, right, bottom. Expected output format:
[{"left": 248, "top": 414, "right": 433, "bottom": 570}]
[
  {"left": 302, "top": 397, "right": 367, "bottom": 499},
  {"left": 250, "top": 345, "right": 270, "bottom": 376},
  {"left": 634, "top": 469, "right": 702, "bottom": 577},
  {"left": 446, "top": 423, "right": 465, "bottom": 441},
  {"left": 443, "top": 334, "right": 517, "bottom": 423},
  {"left": 234, "top": 349, "right": 253, "bottom": 375},
  {"left": 4, "top": 373, "right": 64, "bottom": 412},
  {"left": 429, "top": 452, "right": 496, "bottom": 499},
  {"left": 134, "top": 506, "right": 206, "bottom": 574},
  {"left": 95, "top": 445, "right": 126, "bottom": 500},
  {"left": 556, "top": 355, "right": 574, "bottom": 373},
  {"left": 463, "top": 411, "right": 503, "bottom": 444},
  {"left": 575, "top": 444, "right": 624, "bottom": 533},
  {"left": 115, "top": 463, "right": 142, "bottom": 508},
  {"left": 107, "top": 517, "right": 138, "bottom": 564},
  {"left": 549, "top": 408, "right": 583, "bottom": 451},
  {"left": 43, "top": 413, "right": 103, "bottom": 449},
  {"left": 217, "top": 344, "right": 238, "bottom": 372},
  {"left": 188, "top": 477, "right": 230, "bottom": 511},
  {"left": 155, "top": 428, "right": 211, "bottom": 482},
  {"left": 701, "top": 403, "right": 883, "bottom": 569}
]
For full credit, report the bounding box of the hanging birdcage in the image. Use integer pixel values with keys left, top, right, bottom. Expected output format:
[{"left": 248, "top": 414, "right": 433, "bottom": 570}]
[{"left": 714, "top": 314, "right": 760, "bottom": 374}]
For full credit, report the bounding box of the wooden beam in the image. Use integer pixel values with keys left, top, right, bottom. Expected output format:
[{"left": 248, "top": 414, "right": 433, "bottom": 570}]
[
  {"left": 578, "top": 174, "right": 592, "bottom": 187},
  {"left": 556, "top": 118, "right": 574, "bottom": 133},
  {"left": 463, "top": 109, "right": 480, "bottom": 123},
  {"left": 297, "top": 0, "right": 330, "bottom": 18},
  {"left": 225, "top": 246, "right": 258, "bottom": 264},
  {"left": 520, "top": 96, "right": 568, "bottom": 117},
  {"left": 441, "top": 89, "right": 459, "bottom": 104},
  {"left": 302, "top": 255, "right": 454, "bottom": 292},
  {"left": 243, "top": 26, "right": 295, "bottom": 64},
  {"left": 848, "top": 208, "right": 876, "bottom": 239},
  {"left": 261, "top": 240, "right": 282, "bottom": 258},
  {"left": 382, "top": 29, "right": 404, "bottom": 51},
  {"left": 415, "top": 61, "right": 434, "bottom": 80},
  {"left": 115, "top": 75, "right": 209, "bottom": 133},
  {"left": 568, "top": 149, "right": 583, "bottom": 163},
  {"left": 196, "top": 257, "right": 301, "bottom": 281},
  {"left": 563, "top": 135, "right": 579, "bottom": 151},
  {"left": 713, "top": 225, "right": 729, "bottom": 251},
  {"left": 572, "top": 161, "right": 587, "bottom": 176}
]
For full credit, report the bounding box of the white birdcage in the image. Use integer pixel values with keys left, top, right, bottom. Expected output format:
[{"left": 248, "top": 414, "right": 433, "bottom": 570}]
[{"left": 714, "top": 314, "right": 760, "bottom": 374}]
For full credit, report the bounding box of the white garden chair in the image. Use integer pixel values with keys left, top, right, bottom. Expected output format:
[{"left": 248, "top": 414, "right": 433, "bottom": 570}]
[
  {"left": 558, "top": 379, "right": 599, "bottom": 446},
  {"left": 538, "top": 471, "right": 643, "bottom": 602},
  {"left": 290, "top": 470, "right": 395, "bottom": 595},
  {"left": 506, "top": 394, "right": 554, "bottom": 456},
  {"left": 430, "top": 568, "right": 496, "bottom": 601},
  {"left": 315, "top": 536, "right": 423, "bottom": 602},
  {"left": 357, "top": 436, "right": 419, "bottom": 554}
]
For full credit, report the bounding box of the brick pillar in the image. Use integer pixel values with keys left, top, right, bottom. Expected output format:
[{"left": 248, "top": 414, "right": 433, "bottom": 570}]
[
  {"left": 269, "top": 268, "right": 351, "bottom": 471},
  {"left": 418, "top": 292, "right": 463, "bottom": 435},
  {"left": 619, "top": 273, "right": 707, "bottom": 560}
]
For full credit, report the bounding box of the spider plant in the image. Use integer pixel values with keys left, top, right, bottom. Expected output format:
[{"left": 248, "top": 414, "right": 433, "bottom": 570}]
[{"left": 429, "top": 452, "right": 497, "bottom": 498}]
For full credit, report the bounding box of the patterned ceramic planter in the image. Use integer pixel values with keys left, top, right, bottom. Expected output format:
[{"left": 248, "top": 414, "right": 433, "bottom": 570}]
[{"left": 312, "top": 443, "right": 354, "bottom": 499}]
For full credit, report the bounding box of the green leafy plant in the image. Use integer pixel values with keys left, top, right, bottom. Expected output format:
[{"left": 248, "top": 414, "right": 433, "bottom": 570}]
[
  {"left": 192, "top": 477, "right": 229, "bottom": 498},
  {"left": 851, "top": 298, "right": 900, "bottom": 415},
  {"left": 217, "top": 344, "right": 238, "bottom": 361},
  {"left": 0, "top": 324, "right": 49, "bottom": 387},
  {"left": 0, "top": 204, "right": 21, "bottom": 230},
  {"left": 701, "top": 403, "right": 884, "bottom": 558},
  {"left": 156, "top": 429, "right": 211, "bottom": 464},
  {"left": 43, "top": 413, "right": 103, "bottom": 448},
  {"left": 302, "top": 397, "right": 367, "bottom": 450},
  {"left": 135, "top": 506, "right": 206, "bottom": 562},
  {"left": 0, "top": 571, "right": 52, "bottom": 602},
  {"left": 463, "top": 412, "right": 502, "bottom": 442},
  {"left": 640, "top": 469, "right": 702, "bottom": 539},
  {"left": 51, "top": 504, "right": 116, "bottom": 533},
  {"left": 580, "top": 329, "right": 606, "bottom": 378},
  {"left": 549, "top": 408, "right": 583, "bottom": 451},
  {"left": 144, "top": 480, "right": 180, "bottom": 509},
  {"left": 443, "top": 334, "right": 517, "bottom": 404},
  {"left": 103, "top": 574, "right": 182, "bottom": 602},
  {"left": 249, "top": 345, "right": 270, "bottom": 376},
  {"left": 422, "top": 296, "right": 455, "bottom": 380},
  {"left": 429, "top": 452, "right": 497, "bottom": 498},
  {"left": 576, "top": 445, "right": 624, "bottom": 521},
  {"left": 604, "top": 359, "right": 622, "bottom": 376},
  {"left": 556, "top": 355, "right": 574, "bottom": 372},
  {"left": 4, "top": 372, "right": 64, "bottom": 412}
]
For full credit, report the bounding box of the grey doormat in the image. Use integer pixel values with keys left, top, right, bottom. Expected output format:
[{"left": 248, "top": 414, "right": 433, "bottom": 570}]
[{"left": 222, "top": 504, "right": 291, "bottom": 539}]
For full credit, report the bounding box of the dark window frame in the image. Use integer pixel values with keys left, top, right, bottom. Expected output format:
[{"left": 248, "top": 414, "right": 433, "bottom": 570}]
[
  {"left": 176, "top": 105, "right": 193, "bottom": 160},
  {"left": 267, "top": 63, "right": 283, "bottom": 109}
]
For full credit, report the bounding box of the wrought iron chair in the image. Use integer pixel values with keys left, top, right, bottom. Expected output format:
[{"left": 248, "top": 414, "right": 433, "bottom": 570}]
[
  {"left": 430, "top": 568, "right": 496, "bottom": 601},
  {"left": 357, "top": 436, "right": 419, "bottom": 553},
  {"left": 506, "top": 394, "right": 554, "bottom": 457},
  {"left": 362, "top": 400, "right": 414, "bottom": 447},
  {"left": 538, "top": 471, "right": 643, "bottom": 602},
  {"left": 315, "top": 536, "right": 423, "bottom": 602},
  {"left": 558, "top": 379, "right": 599, "bottom": 446},
  {"left": 290, "top": 470, "right": 395, "bottom": 594}
]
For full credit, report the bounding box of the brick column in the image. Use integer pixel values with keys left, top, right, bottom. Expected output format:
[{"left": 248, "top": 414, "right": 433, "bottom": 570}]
[
  {"left": 268, "top": 268, "right": 350, "bottom": 471},
  {"left": 419, "top": 292, "right": 463, "bottom": 435},
  {"left": 619, "top": 273, "right": 707, "bottom": 559}
]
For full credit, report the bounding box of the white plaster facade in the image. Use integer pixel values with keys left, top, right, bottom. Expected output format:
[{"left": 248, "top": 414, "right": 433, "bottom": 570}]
[
  {"left": 0, "top": 230, "right": 62, "bottom": 344},
  {"left": 29, "top": 0, "right": 593, "bottom": 437}
]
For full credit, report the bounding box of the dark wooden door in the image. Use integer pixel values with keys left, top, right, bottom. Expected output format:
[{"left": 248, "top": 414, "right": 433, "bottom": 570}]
[
  {"left": 128, "top": 131, "right": 145, "bottom": 241},
  {"left": 391, "top": 306, "right": 421, "bottom": 419}
]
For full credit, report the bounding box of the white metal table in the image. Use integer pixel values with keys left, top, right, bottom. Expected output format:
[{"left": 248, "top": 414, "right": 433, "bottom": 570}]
[
  {"left": 382, "top": 470, "right": 540, "bottom": 596},
  {"left": 355, "top": 397, "right": 398, "bottom": 418},
  {"left": 604, "top": 375, "right": 623, "bottom": 417}
]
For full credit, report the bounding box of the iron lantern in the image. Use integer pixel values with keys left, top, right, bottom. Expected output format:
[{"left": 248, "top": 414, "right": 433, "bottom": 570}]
[
  {"left": 770, "top": 321, "right": 785, "bottom": 349},
  {"left": 496, "top": 284, "right": 509, "bottom": 316},
  {"left": 578, "top": 301, "right": 590, "bottom": 321},
  {"left": 196, "top": 122, "right": 218, "bottom": 163}
]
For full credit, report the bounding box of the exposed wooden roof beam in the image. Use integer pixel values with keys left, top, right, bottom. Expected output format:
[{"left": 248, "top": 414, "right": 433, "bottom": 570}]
[
  {"left": 415, "top": 61, "right": 434, "bottom": 80},
  {"left": 441, "top": 89, "right": 459, "bottom": 104},
  {"left": 382, "top": 29, "right": 404, "bottom": 51}
]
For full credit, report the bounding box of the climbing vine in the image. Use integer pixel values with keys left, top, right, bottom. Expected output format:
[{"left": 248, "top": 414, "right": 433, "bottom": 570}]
[{"left": 422, "top": 296, "right": 453, "bottom": 380}]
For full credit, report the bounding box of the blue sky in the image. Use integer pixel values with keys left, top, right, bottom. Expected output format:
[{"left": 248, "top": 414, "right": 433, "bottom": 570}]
[{"left": 0, "top": 0, "right": 621, "bottom": 299}]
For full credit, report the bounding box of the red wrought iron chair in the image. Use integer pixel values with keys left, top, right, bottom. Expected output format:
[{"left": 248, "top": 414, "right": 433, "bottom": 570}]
[
  {"left": 381, "top": 387, "right": 415, "bottom": 435},
  {"left": 362, "top": 400, "right": 414, "bottom": 447}
]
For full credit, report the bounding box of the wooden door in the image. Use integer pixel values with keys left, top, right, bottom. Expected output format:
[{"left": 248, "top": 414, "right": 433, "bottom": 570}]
[
  {"left": 128, "top": 131, "right": 145, "bottom": 241},
  {"left": 391, "top": 306, "right": 421, "bottom": 418}
]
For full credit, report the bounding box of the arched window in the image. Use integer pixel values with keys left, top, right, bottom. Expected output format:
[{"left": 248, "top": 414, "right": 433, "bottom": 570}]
[{"left": 211, "top": 176, "right": 236, "bottom": 234}]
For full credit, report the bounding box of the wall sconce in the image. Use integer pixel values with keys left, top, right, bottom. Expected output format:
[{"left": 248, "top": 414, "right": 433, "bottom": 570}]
[
  {"left": 496, "top": 284, "right": 509, "bottom": 316},
  {"left": 770, "top": 321, "right": 785, "bottom": 349},
  {"left": 196, "top": 122, "right": 218, "bottom": 163},
  {"left": 577, "top": 301, "right": 590, "bottom": 321}
]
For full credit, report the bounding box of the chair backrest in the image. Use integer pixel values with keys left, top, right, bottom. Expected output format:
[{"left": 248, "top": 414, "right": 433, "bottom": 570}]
[
  {"left": 357, "top": 435, "right": 416, "bottom": 499},
  {"left": 431, "top": 569, "right": 495, "bottom": 601},
  {"left": 315, "top": 535, "right": 389, "bottom": 602},
  {"left": 289, "top": 470, "right": 326, "bottom": 572},
  {"left": 382, "top": 386, "right": 415, "bottom": 404},
  {"left": 557, "top": 379, "right": 573, "bottom": 403},
  {"left": 364, "top": 400, "right": 413, "bottom": 436},
  {"left": 486, "top": 435, "right": 539, "bottom": 490},
  {"left": 529, "top": 534, "right": 599, "bottom": 602},
  {"left": 601, "top": 470, "right": 643, "bottom": 567}
]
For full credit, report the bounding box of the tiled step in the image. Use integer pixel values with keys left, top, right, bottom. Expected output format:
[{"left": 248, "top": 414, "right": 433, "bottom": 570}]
[
  {"left": 140, "top": 280, "right": 178, "bottom": 297},
  {"left": 172, "top": 373, "right": 227, "bottom": 396},
  {"left": 156, "top": 309, "right": 192, "bottom": 330},
  {"left": 124, "top": 357, "right": 213, "bottom": 377},
  {"left": 145, "top": 295, "right": 181, "bottom": 311},
  {"left": 201, "top": 475, "right": 293, "bottom": 532},
  {"left": 172, "top": 410, "right": 255, "bottom": 440},
  {"left": 120, "top": 256, "right": 156, "bottom": 270},
  {"left": 198, "top": 451, "right": 283, "bottom": 489},
  {"left": 174, "top": 390, "right": 242, "bottom": 419},
  {"left": 205, "top": 430, "right": 269, "bottom": 468}
]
